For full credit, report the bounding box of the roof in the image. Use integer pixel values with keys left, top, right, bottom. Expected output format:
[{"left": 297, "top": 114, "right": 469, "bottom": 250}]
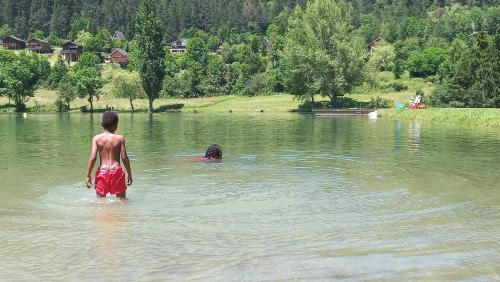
[
  {"left": 111, "top": 48, "right": 128, "bottom": 56},
  {"left": 3, "top": 35, "right": 26, "bottom": 43},
  {"left": 170, "top": 39, "right": 187, "bottom": 47},
  {"left": 61, "top": 41, "right": 83, "bottom": 47},
  {"left": 28, "top": 38, "right": 50, "bottom": 44},
  {"left": 113, "top": 31, "right": 125, "bottom": 39}
]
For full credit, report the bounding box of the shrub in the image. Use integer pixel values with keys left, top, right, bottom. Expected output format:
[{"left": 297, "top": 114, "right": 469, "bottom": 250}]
[
  {"left": 389, "top": 82, "right": 408, "bottom": 92},
  {"left": 368, "top": 96, "right": 392, "bottom": 109}
]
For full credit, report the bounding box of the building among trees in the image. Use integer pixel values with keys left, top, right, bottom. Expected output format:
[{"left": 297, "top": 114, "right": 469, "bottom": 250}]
[
  {"left": 113, "top": 31, "right": 125, "bottom": 40},
  {"left": 169, "top": 39, "right": 187, "bottom": 53},
  {"left": 60, "top": 41, "right": 83, "bottom": 62},
  {"left": 109, "top": 48, "right": 128, "bottom": 67},
  {"left": 368, "top": 37, "right": 381, "bottom": 54},
  {"left": 2, "top": 35, "right": 26, "bottom": 50},
  {"left": 27, "top": 38, "right": 53, "bottom": 53}
]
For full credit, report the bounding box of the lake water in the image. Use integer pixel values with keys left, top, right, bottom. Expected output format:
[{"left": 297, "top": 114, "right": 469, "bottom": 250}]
[{"left": 0, "top": 113, "right": 499, "bottom": 281}]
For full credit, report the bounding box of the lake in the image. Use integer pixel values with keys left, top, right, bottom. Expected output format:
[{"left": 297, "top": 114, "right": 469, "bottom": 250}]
[{"left": 0, "top": 113, "right": 499, "bottom": 281}]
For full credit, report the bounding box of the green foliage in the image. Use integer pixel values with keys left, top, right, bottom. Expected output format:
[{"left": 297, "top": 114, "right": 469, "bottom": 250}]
[
  {"left": 73, "top": 52, "right": 103, "bottom": 111},
  {"left": 368, "top": 96, "right": 392, "bottom": 109},
  {"left": 135, "top": 0, "right": 166, "bottom": 113},
  {"left": 389, "top": 82, "right": 409, "bottom": 92},
  {"left": 108, "top": 69, "right": 145, "bottom": 111},
  {"left": 84, "top": 28, "right": 113, "bottom": 56},
  {"left": 280, "top": 0, "right": 367, "bottom": 105},
  {"left": 55, "top": 74, "right": 76, "bottom": 112},
  {"left": 28, "top": 30, "right": 44, "bottom": 40},
  {"left": 406, "top": 47, "right": 450, "bottom": 78},
  {"left": 68, "top": 17, "right": 97, "bottom": 40},
  {"left": 368, "top": 42, "right": 396, "bottom": 72},
  {"left": 0, "top": 24, "right": 12, "bottom": 39},
  {"left": 431, "top": 33, "right": 499, "bottom": 108},
  {"left": 48, "top": 56, "right": 69, "bottom": 89},
  {"left": 0, "top": 51, "right": 49, "bottom": 111}
]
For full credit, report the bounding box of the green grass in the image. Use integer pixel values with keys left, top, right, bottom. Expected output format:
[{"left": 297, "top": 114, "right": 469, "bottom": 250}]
[
  {"left": 2, "top": 71, "right": 500, "bottom": 127},
  {"left": 379, "top": 108, "right": 500, "bottom": 127}
]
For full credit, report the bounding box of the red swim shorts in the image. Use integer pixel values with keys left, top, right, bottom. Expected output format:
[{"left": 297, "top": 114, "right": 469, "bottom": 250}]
[{"left": 95, "top": 166, "right": 127, "bottom": 196}]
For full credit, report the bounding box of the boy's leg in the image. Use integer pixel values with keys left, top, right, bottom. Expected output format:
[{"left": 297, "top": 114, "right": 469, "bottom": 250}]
[
  {"left": 116, "top": 192, "right": 126, "bottom": 199},
  {"left": 96, "top": 192, "right": 106, "bottom": 198}
]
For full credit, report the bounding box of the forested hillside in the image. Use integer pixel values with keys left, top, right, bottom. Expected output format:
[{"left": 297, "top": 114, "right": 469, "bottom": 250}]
[
  {"left": 0, "top": 0, "right": 497, "bottom": 40},
  {"left": 0, "top": 0, "right": 499, "bottom": 112}
]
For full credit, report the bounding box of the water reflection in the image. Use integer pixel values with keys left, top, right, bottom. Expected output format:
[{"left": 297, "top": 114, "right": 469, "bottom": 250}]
[{"left": 1, "top": 113, "right": 500, "bottom": 280}]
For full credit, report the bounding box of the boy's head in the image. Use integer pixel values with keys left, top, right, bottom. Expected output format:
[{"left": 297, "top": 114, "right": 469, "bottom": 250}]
[
  {"left": 101, "top": 111, "right": 119, "bottom": 132},
  {"left": 205, "top": 144, "right": 222, "bottom": 159}
]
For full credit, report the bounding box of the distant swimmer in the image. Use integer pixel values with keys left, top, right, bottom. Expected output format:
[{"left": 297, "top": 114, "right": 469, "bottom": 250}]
[
  {"left": 85, "top": 111, "right": 133, "bottom": 198},
  {"left": 194, "top": 144, "right": 223, "bottom": 161}
]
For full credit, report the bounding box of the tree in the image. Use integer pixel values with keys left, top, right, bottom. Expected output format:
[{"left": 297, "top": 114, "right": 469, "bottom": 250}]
[
  {"left": 280, "top": 0, "right": 367, "bottom": 105},
  {"left": 73, "top": 52, "right": 103, "bottom": 111},
  {"left": 109, "top": 70, "right": 146, "bottom": 112},
  {"left": 48, "top": 56, "right": 69, "bottom": 89},
  {"left": 368, "top": 42, "right": 396, "bottom": 72},
  {"left": 406, "top": 47, "right": 449, "bottom": 78},
  {"left": 0, "top": 51, "right": 49, "bottom": 112},
  {"left": 55, "top": 73, "right": 76, "bottom": 112},
  {"left": 135, "top": 0, "right": 165, "bottom": 113}
]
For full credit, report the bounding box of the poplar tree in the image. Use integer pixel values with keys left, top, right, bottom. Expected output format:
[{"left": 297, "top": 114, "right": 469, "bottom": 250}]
[{"left": 135, "top": 0, "right": 165, "bottom": 113}]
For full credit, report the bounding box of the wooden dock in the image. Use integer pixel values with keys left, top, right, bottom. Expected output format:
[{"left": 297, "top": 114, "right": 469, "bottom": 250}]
[{"left": 312, "top": 108, "right": 373, "bottom": 117}]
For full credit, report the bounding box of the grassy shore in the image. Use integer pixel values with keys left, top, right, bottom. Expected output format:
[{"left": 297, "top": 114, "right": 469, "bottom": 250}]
[{"left": 379, "top": 108, "right": 500, "bottom": 127}]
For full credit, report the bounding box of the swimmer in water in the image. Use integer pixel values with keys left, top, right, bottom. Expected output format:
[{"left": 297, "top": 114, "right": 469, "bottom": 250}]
[
  {"left": 85, "top": 111, "right": 133, "bottom": 198},
  {"left": 194, "top": 144, "right": 223, "bottom": 161}
]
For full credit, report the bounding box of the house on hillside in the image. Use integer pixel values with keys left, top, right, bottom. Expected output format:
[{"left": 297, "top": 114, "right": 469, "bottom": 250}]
[
  {"left": 27, "top": 38, "right": 53, "bottom": 53},
  {"left": 368, "top": 36, "right": 381, "bottom": 54},
  {"left": 169, "top": 39, "right": 187, "bottom": 53},
  {"left": 2, "top": 35, "right": 26, "bottom": 50},
  {"left": 109, "top": 48, "right": 128, "bottom": 67},
  {"left": 113, "top": 31, "right": 125, "bottom": 40},
  {"left": 60, "top": 41, "right": 83, "bottom": 62}
]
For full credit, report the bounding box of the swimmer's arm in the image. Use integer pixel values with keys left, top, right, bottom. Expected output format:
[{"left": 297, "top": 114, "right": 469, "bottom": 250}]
[
  {"left": 85, "top": 136, "right": 98, "bottom": 188},
  {"left": 120, "top": 136, "right": 133, "bottom": 186}
]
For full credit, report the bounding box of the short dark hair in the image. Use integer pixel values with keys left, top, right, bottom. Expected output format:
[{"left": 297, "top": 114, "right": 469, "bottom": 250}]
[
  {"left": 205, "top": 144, "right": 222, "bottom": 159},
  {"left": 101, "top": 111, "right": 119, "bottom": 131}
]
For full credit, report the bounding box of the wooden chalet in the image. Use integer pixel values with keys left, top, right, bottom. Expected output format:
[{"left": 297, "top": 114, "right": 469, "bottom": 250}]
[
  {"left": 27, "top": 38, "right": 53, "bottom": 54},
  {"left": 109, "top": 48, "right": 128, "bottom": 67},
  {"left": 113, "top": 31, "right": 125, "bottom": 40},
  {"left": 169, "top": 39, "right": 187, "bottom": 53},
  {"left": 368, "top": 36, "right": 381, "bottom": 54},
  {"left": 60, "top": 41, "right": 83, "bottom": 62},
  {"left": 2, "top": 35, "right": 26, "bottom": 50}
]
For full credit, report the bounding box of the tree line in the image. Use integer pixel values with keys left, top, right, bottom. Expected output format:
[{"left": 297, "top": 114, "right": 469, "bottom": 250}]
[{"left": 0, "top": 0, "right": 499, "bottom": 112}]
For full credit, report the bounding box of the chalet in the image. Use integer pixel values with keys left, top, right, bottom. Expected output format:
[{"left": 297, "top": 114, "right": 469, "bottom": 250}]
[
  {"left": 113, "top": 31, "right": 125, "bottom": 40},
  {"left": 60, "top": 41, "right": 83, "bottom": 62},
  {"left": 2, "top": 35, "right": 26, "bottom": 50},
  {"left": 368, "top": 36, "right": 381, "bottom": 54},
  {"left": 27, "top": 38, "right": 53, "bottom": 54},
  {"left": 169, "top": 39, "right": 187, "bottom": 53},
  {"left": 109, "top": 48, "right": 128, "bottom": 67}
]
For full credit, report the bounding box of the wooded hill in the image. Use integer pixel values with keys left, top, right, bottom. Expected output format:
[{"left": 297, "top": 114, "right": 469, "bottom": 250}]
[{"left": 0, "top": 0, "right": 497, "bottom": 41}]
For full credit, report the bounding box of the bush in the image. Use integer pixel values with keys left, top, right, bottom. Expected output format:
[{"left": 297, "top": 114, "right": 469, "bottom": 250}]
[
  {"left": 55, "top": 97, "right": 70, "bottom": 112},
  {"left": 406, "top": 47, "right": 450, "bottom": 78},
  {"left": 242, "top": 73, "right": 272, "bottom": 96},
  {"left": 368, "top": 96, "right": 392, "bottom": 109},
  {"left": 389, "top": 82, "right": 408, "bottom": 92}
]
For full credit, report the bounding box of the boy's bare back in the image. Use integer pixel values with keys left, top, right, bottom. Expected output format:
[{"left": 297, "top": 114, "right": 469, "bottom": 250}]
[
  {"left": 92, "top": 132, "right": 126, "bottom": 168},
  {"left": 85, "top": 111, "right": 132, "bottom": 197}
]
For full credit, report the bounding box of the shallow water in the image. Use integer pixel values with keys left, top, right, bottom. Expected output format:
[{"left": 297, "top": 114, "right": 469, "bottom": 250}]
[{"left": 0, "top": 113, "right": 499, "bottom": 281}]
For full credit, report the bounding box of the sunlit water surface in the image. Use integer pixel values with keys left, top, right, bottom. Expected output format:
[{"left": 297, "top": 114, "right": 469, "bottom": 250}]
[{"left": 0, "top": 113, "right": 499, "bottom": 281}]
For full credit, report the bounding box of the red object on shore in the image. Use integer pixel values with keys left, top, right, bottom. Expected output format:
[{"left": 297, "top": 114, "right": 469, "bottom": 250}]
[{"left": 409, "top": 103, "right": 426, "bottom": 110}]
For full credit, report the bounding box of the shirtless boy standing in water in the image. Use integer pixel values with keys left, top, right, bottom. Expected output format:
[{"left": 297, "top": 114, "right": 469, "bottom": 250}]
[{"left": 85, "top": 111, "right": 133, "bottom": 198}]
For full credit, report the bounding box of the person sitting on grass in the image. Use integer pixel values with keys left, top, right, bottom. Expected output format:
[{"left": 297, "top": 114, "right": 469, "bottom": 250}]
[{"left": 194, "top": 144, "right": 223, "bottom": 161}]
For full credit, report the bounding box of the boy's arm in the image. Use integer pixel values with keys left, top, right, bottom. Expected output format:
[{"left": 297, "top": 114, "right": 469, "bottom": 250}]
[
  {"left": 85, "top": 136, "right": 98, "bottom": 188},
  {"left": 120, "top": 136, "right": 133, "bottom": 186}
]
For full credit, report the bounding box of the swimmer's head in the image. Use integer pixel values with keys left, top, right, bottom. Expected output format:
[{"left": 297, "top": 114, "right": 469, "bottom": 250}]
[
  {"left": 205, "top": 144, "right": 222, "bottom": 159},
  {"left": 101, "top": 111, "right": 119, "bottom": 132}
]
